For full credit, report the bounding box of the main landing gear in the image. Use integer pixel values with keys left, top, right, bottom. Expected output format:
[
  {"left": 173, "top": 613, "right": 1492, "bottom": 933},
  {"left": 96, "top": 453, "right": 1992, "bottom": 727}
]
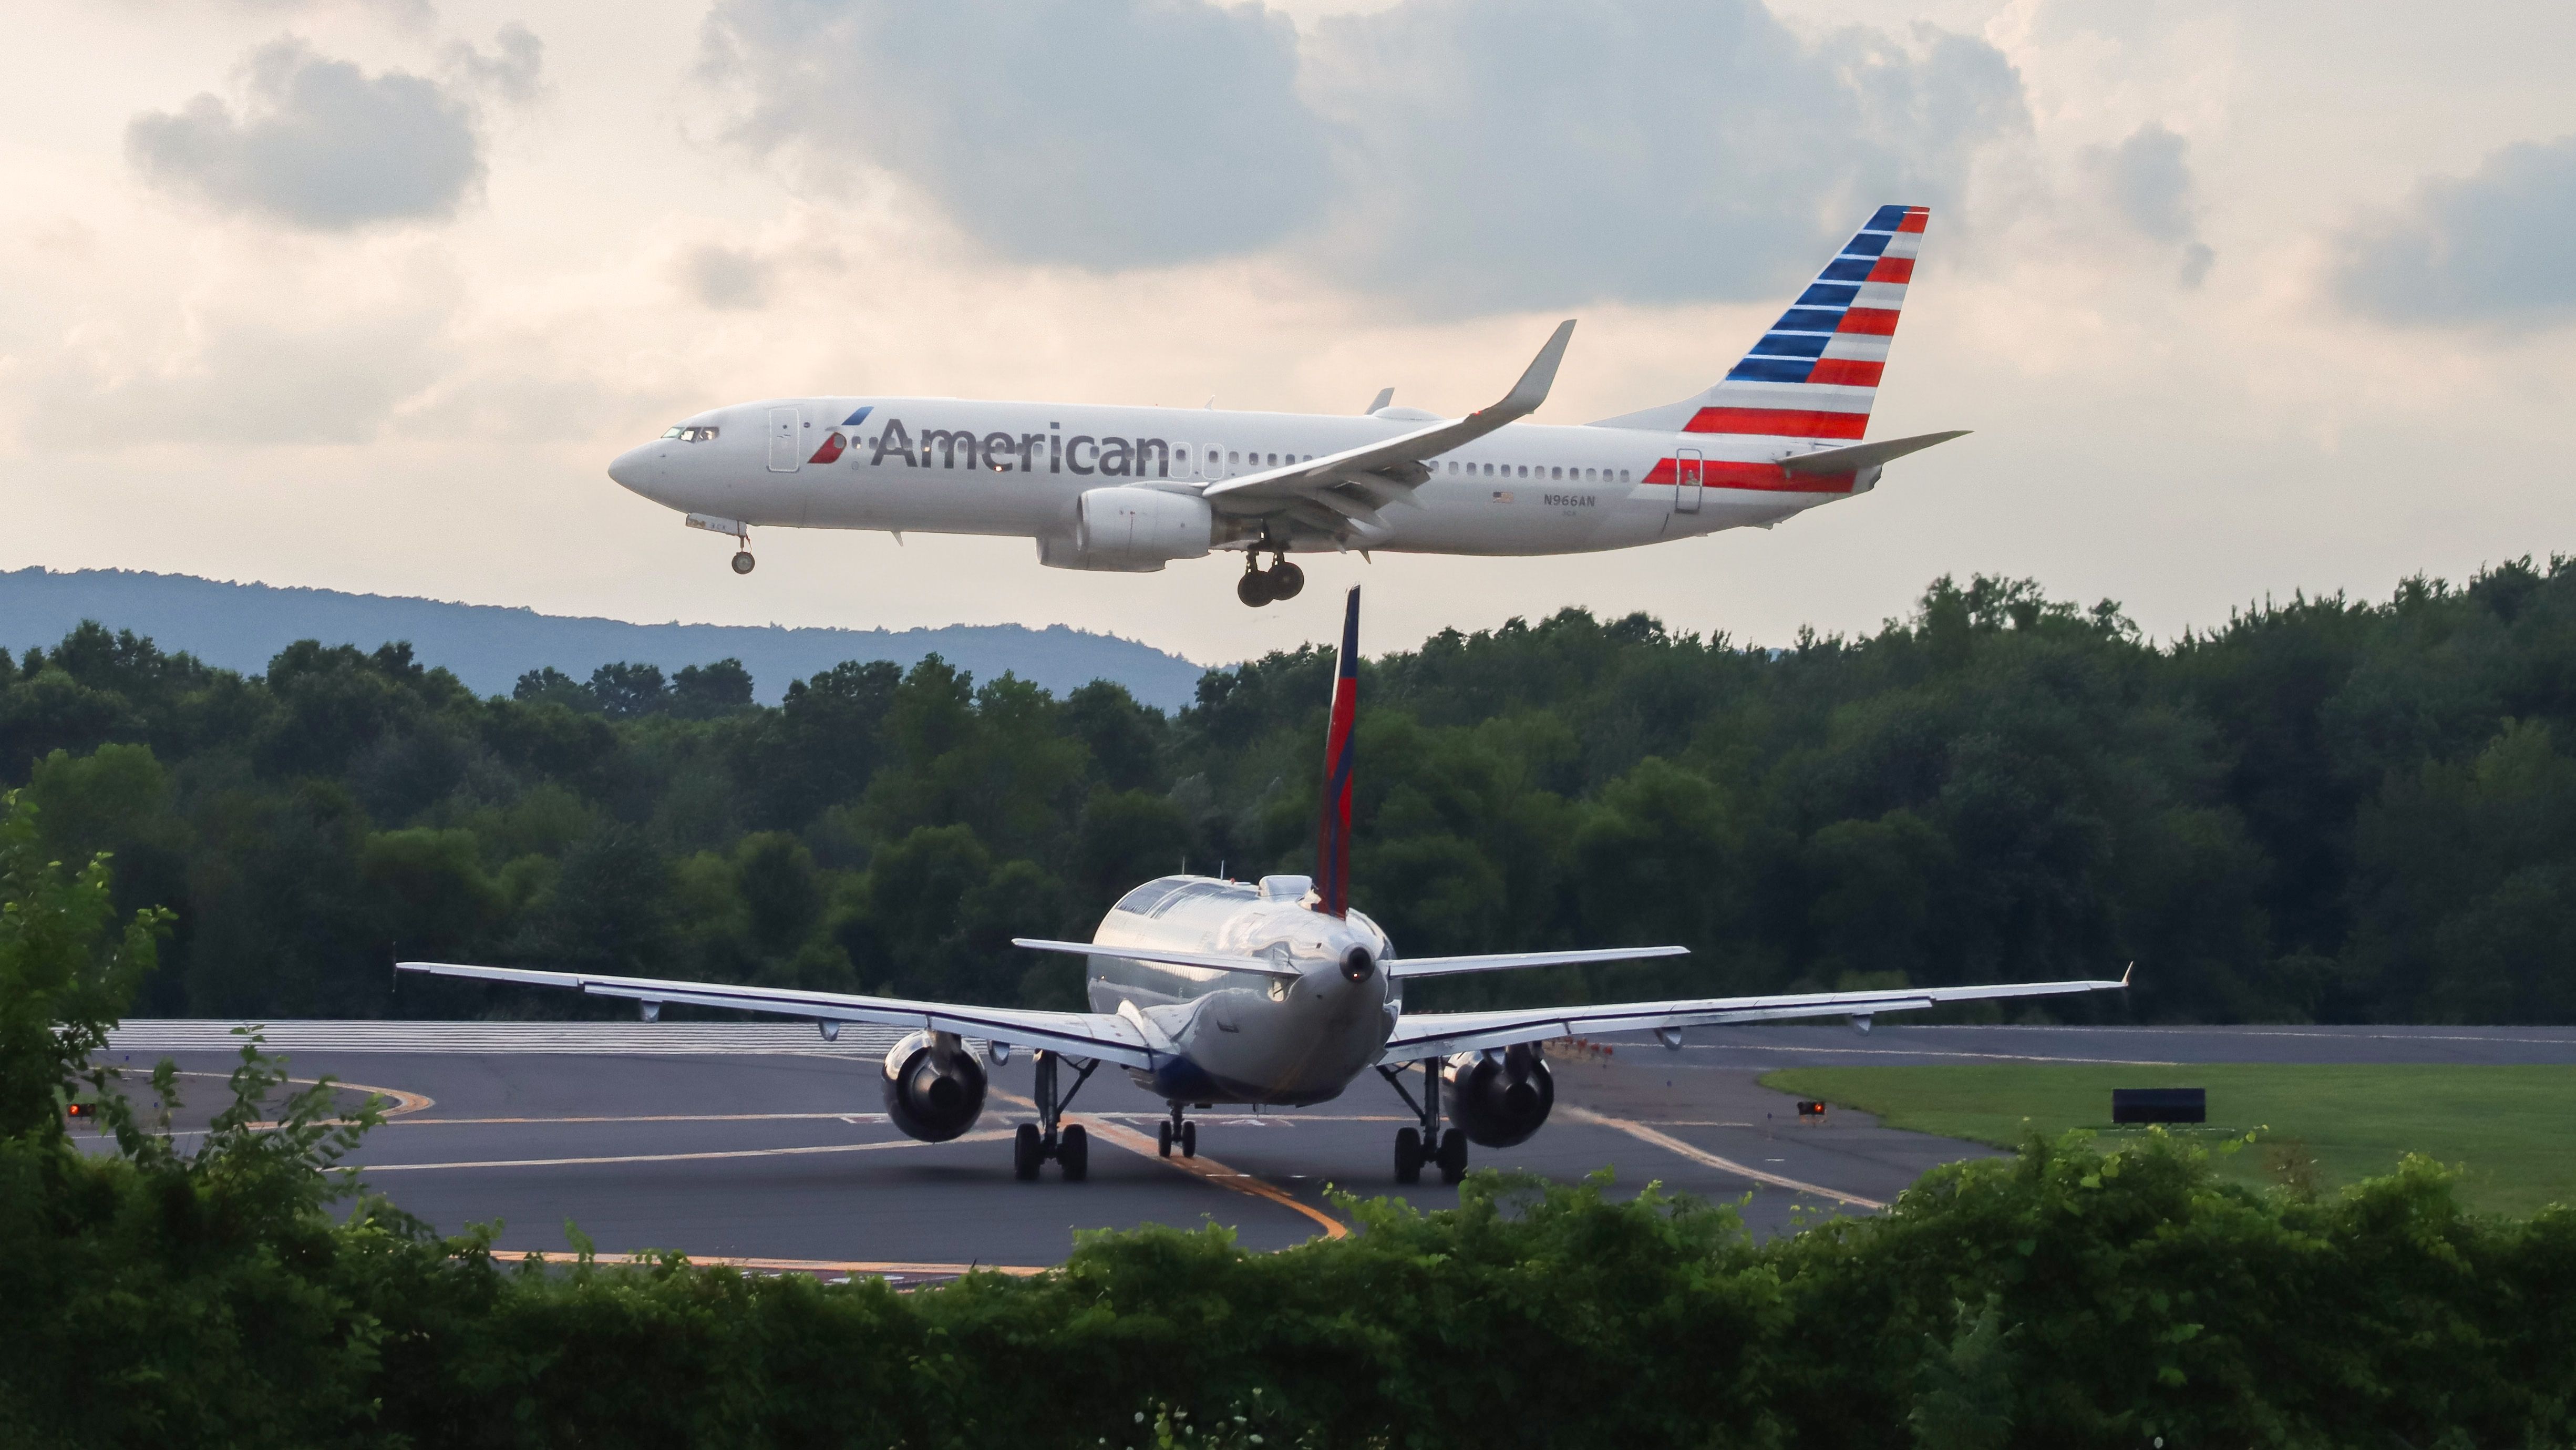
[
  {"left": 1156, "top": 1104, "right": 1200, "bottom": 1159},
  {"left": 1376, "top": 1058, "right": 1468, "bottom": 1185},
  {"left": 1013, "top": 1049, "right": 1100, "bottom": 1182},
  {"left": 1236, "top": 551, "right": 1305, "bottom": 608}
]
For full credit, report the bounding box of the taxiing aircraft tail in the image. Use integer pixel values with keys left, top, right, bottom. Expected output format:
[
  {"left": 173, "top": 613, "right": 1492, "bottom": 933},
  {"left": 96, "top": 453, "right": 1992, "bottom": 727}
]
[
  {"left": 1315, "top": 586, "right": 1360, "bottom": 918},
  {"left": 1592, "top": 204, "right": 1929, "bottom": 438}
]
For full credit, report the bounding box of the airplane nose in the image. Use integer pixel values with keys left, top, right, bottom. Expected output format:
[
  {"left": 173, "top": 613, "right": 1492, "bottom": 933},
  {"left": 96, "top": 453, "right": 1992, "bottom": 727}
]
[{"left": 607, "top": 445, "right": 649, "bottom": 492}]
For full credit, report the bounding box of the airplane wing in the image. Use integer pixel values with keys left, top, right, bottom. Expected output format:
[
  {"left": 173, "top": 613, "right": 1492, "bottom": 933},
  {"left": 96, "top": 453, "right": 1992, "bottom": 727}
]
[
  {"left": 1196, "top": 321, "right": 1575, "bottom": 541},
  {"left": 1385, "top": 945, "right": 1689, "bottom": 979},
  {"left": 1377, "top": 968, "right": 2129, "bottom": 1062},
  {"left": 396, "top": 961, "right": 1160, "bottom": 1069}
]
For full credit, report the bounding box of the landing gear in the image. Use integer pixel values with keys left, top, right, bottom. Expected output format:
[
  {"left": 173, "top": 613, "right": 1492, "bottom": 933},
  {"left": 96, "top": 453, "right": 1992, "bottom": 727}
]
[
  {"left": 1181, "top": 1121, "right": 1198, "bottom": 1158},
  {"left": 1234, "top": 551, "right": 1304, "bottom": 608},
  {"left": 1016, "top": 1049, "right": 1099, "bottom": 1182},
  {"left": 1158, "top": 1119, "right": 1174, "bottom": 1158},
  {"left": 1163, "top": 1104, "right": 1198, "bottom": 1158},
  {"left": 730, "top": 551, "right": 756, "bottom": 575},
  {"left": 1377, "top": 1056, "right": 1464, "bottom": 1185},
  {"left": 1437, "top": 1127, "right": 1469, "bottom": 1185}
]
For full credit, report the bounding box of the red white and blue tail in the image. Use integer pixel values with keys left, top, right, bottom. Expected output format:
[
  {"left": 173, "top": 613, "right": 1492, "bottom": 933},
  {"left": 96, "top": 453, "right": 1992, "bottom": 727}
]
[
  {"left": 1314, "top": 586, "right": 1359, "bottom": 918},
  {"left": 1593, "top": 204, "right": 1929, "bottom": 438}
]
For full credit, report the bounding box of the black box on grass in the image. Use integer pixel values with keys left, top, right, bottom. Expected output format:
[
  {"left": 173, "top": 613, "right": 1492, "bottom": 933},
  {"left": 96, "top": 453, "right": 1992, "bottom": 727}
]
[{"left": 2111, "top": 1088, "right": 2206, "bottom": 1124}]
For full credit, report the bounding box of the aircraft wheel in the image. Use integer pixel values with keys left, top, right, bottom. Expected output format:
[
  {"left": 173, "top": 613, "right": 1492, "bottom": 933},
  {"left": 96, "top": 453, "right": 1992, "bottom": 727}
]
[
  {"left": 1395, "top": 1127, "right": 1422, "bottom": 1184},
  {"left": 1269, "top": 561, "right": 1304, "bottom": 600},
  {"left": 1013, "top": 1123, "right": 1042, "bottom": 1181},
  {"left": 1436, "top": 1128, "right": 1468, "bottom": 1185},
  {"left": 730, "top": 551, "right": 756, "bottom": 575},
  {"left": 1236, "top": 569, "right": 1272, "bottom": 608},
  {"left": 1059, "top": 1124, "right": 1089, "bottom": 1182},
  {"left": 1157, "top": 1119, "right": 1173, "bottom": 1158},
  {"left": 1180, "top": 1121, "right": 1198, "bottom": 1158}
]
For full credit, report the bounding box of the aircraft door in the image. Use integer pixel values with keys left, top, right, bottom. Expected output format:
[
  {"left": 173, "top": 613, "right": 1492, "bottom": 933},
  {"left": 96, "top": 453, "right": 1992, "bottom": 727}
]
[
  {"left": 1674, "top": 447, "right": 1703, "bottom": 515},
  {"left": 767, "top": 407, "right": 801, "bottom": 472}
]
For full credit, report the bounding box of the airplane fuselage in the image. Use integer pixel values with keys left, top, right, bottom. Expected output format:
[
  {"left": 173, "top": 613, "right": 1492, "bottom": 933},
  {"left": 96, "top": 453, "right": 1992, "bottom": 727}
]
[
  {"left": 610, "top": 397, "right": 1871, "bottom": 561},
  {"left": 1081, "top": 875, "right": 1396, "bottom": 1105}
]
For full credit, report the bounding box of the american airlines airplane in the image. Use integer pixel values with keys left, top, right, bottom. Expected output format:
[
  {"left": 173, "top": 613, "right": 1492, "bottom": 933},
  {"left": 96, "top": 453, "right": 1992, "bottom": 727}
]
[
  {"left": 400, "top": 589, "right": 2127, "bottom": 1186},
  {"left": 609, "top": 205, "right": 1965, "bottom": 606}
]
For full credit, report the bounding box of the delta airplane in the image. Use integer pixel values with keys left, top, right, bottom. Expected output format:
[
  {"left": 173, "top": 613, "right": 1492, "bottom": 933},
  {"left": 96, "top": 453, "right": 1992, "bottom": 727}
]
[
  {"left": 400, "top": 589, "right": 2128, "bottom": 1185},
  {"left": 609, "top": 205, "right": 1966, "bottom": 606}
]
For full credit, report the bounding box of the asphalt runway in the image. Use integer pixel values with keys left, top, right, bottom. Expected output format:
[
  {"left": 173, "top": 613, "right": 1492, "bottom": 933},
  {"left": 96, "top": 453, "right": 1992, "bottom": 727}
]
[{"left": 93, "top": 1021, "right": 2576, "bottom": 1276}]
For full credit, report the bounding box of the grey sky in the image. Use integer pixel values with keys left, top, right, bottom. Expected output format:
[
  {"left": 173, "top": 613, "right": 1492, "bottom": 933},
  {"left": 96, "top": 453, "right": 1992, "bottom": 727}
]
[
  {"left": 126, "top": 37, "right": 489, "bottom": 230},
  {"left": 2334, "top": 134, "right": 2576, "bottom": 327}
]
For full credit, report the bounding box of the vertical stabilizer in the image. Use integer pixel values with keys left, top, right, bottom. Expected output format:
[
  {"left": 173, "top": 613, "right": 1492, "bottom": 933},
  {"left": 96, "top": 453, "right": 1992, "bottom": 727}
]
[
  {"left": 1315, "top": 587, "right": 1360, "bottom": 917},
  {"left": 1591, "top": 205, "right": 1929, "bottom": 436}
]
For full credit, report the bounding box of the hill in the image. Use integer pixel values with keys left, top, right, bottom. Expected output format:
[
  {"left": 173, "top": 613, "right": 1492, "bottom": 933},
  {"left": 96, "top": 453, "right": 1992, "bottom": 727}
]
[{"left": 0, "top": 568, "right": 1208, "bottom": 711}]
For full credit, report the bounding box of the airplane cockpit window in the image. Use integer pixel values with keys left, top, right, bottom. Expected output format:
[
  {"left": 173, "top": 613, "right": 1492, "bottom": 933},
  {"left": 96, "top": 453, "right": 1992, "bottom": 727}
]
[
  {"left": 662, "top": 427, "right": 683, "bottom": 439},
  {"left": 1114, "top": 877, "right": 1192, "bottom": 916},
  {"left": 663, "top": 426, "right": 720, "bottom": 442}
]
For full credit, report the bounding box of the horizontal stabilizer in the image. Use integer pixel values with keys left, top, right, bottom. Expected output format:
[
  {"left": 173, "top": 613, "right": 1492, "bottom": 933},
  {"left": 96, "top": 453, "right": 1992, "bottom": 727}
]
[
  {"left": 1011, "top": 937, "right": 1304, "bottom": 979},
  {"left": 1778, "top": 429, "right": 1969, "bottom": 476},
  {"left": 1387, "top": 945, "right": 1689, "bottom": 979}
]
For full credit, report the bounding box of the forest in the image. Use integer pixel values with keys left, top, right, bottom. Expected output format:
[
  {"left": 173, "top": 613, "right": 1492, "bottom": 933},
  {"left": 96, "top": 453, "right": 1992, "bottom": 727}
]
[{"left": 7, "top": 556, "right": 2576, "bottom": 1025}]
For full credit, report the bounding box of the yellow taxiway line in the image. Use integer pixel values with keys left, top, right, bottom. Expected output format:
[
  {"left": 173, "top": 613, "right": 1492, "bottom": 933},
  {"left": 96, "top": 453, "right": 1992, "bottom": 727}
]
[
  {"left": 989, "top": 1089, "right": 1349, "bottom": 1241},
  {"left": 359, "top": 1128, "right": 1013, "bottom": 1173}
]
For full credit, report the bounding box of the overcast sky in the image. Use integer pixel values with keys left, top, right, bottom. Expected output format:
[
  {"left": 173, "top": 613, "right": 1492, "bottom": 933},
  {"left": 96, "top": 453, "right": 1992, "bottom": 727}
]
[{"left": 6, "top": 0, "right": 2573, "bottom": 672}]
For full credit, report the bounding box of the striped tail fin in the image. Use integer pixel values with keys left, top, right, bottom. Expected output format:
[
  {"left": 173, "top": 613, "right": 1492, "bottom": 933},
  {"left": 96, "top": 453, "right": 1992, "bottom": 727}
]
[
  {"left": 1592, "top": 204, "right": 1929, "bottom": 437},
  {"left": 1314, "top": 586, "right": 1359, "bottom": 918}
]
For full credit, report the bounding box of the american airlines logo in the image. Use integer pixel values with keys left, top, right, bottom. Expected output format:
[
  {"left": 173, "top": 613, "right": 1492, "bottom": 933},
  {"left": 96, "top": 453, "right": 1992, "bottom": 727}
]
[{"left": 861, "top": 417, "right": 1176, "bottom": 478}]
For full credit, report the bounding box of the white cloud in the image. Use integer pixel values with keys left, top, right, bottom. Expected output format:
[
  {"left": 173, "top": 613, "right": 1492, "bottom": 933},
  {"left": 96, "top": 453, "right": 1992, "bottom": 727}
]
[
  {"left": 126, "top": 36, "right": 485, "bottom": 230},
  {"left": 2332, "top": 134, "right": 2576, "bottom": 329},
  {"left": 2080, "top": 121, "right": 2212, "bottom": 286},
  {"left": 702, "top": 0, "right": 1332, "bottom": 271}
]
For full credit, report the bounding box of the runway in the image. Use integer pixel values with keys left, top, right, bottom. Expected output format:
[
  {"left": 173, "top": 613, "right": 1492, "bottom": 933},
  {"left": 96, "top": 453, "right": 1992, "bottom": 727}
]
[{"left": 93, "top": 1021, "right": 2576, "bottom": 1274}]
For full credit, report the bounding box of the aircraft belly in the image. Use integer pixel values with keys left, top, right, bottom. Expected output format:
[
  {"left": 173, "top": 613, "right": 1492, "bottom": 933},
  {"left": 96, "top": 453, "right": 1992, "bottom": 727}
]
[{"left": 1382, "top": 486, "right": 1675, "bottom": 556}]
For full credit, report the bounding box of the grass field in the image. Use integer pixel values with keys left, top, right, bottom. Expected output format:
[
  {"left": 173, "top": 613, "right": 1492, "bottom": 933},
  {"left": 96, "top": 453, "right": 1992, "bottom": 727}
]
[{"left": 1758, "top": 1063, "right": 2576, "bottom": 1217}]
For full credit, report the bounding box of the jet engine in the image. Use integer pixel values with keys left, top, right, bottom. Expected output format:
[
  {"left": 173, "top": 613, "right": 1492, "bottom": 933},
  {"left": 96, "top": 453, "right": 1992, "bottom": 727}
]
[
  {"left": 1037, "top": 487, "right": 1214, "bottom": 572},
  {"left": 882, "top": 1030, "right": 988, "bottom": 1142},
  {"left": 1444, "top": 1043, "right": 1554, "bottom": 1148}
]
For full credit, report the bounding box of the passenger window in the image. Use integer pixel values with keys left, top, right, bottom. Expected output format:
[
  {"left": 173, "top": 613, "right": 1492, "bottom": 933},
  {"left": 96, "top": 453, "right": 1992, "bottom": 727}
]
[
  {"left": 1229, "top": 451, "right": 1239, "bottom": 465},
  {"left": 1518, "top": 466, "right": 1528, "bottom": 478},
  {"left": 1551, "top": 467, "right": 1562, "bottom": 480}
]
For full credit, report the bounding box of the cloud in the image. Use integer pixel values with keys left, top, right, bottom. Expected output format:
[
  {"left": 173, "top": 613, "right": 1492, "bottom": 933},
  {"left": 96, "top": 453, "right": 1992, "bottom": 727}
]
[
  {"left": 126, "top": 37, "right": 485, "bottom": 230},
  {"left": 446, "top": 24, "right": 547, "bottom": 108},
  {"left": 679, "top": 244, "right": 775, "bottom": 310},
  {"left": 703, "top": 0, "right": 2026, "bottom": 314},
  {"left": 2081, "top": 121, "right": 2213, "bottom": 286},
  {"left": 1303, "top": 0, "right": 2030, "bottom": 313},
  {"left": 2332, "top": 134, "right": 2576, "bottom": 328},
  {"left": 702, "top": 0, "right": 1333, "bottom": 271}
]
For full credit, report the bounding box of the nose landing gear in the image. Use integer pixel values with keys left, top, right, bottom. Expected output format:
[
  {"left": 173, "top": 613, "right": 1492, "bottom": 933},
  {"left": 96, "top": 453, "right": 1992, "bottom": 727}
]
[
  {"left": 1158, "top": 1104, "right": 1198, "bottom": 1158},
  {"left": 730, "top": 551, "right": 756, "bottom": 575},
  {"left": 1235, "top": 551, "right": 1305, "bottom": 608}
]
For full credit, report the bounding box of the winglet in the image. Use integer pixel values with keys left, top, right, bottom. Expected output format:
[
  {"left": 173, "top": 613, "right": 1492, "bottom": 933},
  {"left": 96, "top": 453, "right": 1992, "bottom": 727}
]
[
  {"left": 2120, "top": 961, "right": 2134, "bottom": 987},
  {"left": 1366, "top": 387, "right": 1394, "bottom": 414},
  {"left": 1492, "top": 320, "right": 1576, "bottom": 419}
]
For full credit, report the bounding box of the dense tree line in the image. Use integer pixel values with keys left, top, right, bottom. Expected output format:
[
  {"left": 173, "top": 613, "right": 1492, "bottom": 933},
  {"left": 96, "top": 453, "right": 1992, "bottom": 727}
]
[
  {"left": 7, "top": 557, "right": 2576, "bottom": 1024},
  {"left": 5, "top": 815, "right": 2572, "bottom": 1446}
]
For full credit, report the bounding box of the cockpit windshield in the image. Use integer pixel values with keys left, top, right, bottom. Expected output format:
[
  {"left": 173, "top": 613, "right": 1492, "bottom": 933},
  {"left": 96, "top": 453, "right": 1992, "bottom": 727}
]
[{"left": 661, "top": 425, "right": 720, "bottom": 442}]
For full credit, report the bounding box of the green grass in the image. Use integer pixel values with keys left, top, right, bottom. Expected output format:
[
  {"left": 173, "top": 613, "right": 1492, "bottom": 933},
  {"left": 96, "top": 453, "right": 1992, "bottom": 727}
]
[{"left": 1758, "top": 1063, "right": 2576, "bottom": 1217}]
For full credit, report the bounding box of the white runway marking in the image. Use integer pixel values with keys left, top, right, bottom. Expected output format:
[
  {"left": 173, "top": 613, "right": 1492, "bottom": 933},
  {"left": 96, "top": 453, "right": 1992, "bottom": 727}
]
[{"left": 359, "top": 1129, "right": 1010, "bottom": 1173}]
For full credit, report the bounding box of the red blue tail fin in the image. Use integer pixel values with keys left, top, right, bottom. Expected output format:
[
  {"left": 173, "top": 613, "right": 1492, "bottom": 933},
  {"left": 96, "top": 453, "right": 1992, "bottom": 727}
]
[
  {"left": 1592, "top": 204, "right": 1930, "bottom": 436},
  {"left": 1315, "top": 587, "right": 1359, "bottom": 917}
]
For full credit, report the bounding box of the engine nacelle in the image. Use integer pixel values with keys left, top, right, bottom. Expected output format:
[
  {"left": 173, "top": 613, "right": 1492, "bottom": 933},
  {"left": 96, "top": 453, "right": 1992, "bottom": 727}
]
[
  {"left": 1444, "top": 1044, "right": 1554, "bottom": 1148},
  {"left": 1037, "top": 487, "right": 1214, "bottom": 572},
  {"left": 881, "top": 1030, "right": 988, "bottom": 1142}
]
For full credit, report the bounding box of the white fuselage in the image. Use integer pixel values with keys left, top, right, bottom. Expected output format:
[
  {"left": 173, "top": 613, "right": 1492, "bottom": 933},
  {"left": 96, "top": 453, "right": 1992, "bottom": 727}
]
[
  {"left": 609, "top": 397, "right": 1869, "bottom": 560},
  {"left": 1080, "top": 876, "right": 1396, "bottom": 1106}
]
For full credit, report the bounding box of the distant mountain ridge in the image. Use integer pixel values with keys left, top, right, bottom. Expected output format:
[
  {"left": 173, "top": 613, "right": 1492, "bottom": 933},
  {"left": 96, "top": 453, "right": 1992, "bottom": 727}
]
[{"left": 0, "top": 568, "right": 1210, "bottom": 712}]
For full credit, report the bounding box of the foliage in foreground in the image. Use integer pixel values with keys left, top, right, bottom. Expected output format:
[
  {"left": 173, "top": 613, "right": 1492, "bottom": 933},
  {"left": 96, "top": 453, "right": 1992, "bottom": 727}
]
[{"left": 6, "top": 797, "right": 2575, "bottom": 1447}]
